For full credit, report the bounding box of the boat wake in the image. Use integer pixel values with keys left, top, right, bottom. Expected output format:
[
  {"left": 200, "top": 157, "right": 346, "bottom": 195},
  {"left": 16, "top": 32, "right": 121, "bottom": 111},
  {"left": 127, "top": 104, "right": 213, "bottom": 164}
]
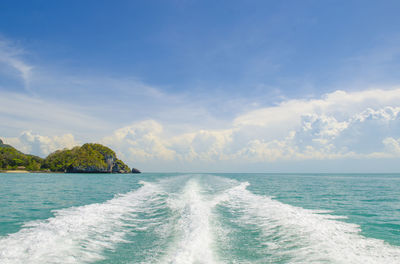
[{"left": 1, "top": 174, "right": 400, "bottom": 263}]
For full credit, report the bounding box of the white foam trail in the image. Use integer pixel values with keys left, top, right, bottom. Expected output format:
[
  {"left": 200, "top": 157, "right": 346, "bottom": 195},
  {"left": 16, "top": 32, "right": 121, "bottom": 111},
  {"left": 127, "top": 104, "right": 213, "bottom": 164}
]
[
  {"left": 162, "top": 178, "right": 220, "bottom": 264},
  {"left": 0, "top": 182, "right": 165, "bottom": 264},
  {"left": 3, "top": 174, "right": 398, "bottom": 264},
  {"left": 221, "top": 181, "right": 400, "bottom": 264}
]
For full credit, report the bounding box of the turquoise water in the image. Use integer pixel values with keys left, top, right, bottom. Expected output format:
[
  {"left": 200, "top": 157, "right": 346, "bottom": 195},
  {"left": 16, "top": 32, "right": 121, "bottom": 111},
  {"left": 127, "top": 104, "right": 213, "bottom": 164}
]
[{"left": 0, "top": 173, "right": 399, "bottom": 263}]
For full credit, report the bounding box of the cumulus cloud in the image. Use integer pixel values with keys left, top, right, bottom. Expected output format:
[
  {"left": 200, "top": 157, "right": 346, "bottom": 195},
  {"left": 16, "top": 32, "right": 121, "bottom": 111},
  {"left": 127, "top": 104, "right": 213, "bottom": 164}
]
[
  {"left": 101, "top": 88, "right": 400, "bottom": 170},
  {"left": 102, "top": 120, "right": 176, "bottom": 162},
  {"left": 3, "top": 131, "right": 79, "bottom": 157}
]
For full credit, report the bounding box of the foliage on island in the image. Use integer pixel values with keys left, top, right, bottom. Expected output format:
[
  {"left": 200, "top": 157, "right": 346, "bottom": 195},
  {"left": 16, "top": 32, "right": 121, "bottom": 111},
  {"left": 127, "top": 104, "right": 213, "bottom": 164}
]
[
  {"left": 0, "top": 139, "right": 135, "bottom": 173},
  {"left": 42, "top": 143, "right": 130, "bottom": 173},
  {"left": 0, "top": 139, "right": 43, "bottom": 171}
]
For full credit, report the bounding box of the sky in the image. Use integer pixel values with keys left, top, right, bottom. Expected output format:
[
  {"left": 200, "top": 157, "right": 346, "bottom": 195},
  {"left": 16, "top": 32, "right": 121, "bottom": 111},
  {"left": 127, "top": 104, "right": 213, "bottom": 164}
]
[{"left": 1, "top": 0, "right": 400, "bottom": 172}]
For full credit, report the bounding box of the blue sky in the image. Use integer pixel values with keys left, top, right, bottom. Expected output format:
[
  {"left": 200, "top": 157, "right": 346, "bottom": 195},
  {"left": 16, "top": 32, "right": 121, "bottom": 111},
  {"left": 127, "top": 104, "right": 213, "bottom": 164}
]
[{"left": 1, "top": 0, "right": 400, "bottom": 172}]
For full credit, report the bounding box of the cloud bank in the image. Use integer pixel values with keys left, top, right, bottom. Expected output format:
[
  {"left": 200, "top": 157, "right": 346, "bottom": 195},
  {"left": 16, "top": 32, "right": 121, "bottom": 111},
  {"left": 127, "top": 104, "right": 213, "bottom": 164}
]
[
  {"left": 3, "top": 87, "right": 400, "bottom": 172},
  {"left": 100, "top": 88, "right": 400, "bottom": 170}
]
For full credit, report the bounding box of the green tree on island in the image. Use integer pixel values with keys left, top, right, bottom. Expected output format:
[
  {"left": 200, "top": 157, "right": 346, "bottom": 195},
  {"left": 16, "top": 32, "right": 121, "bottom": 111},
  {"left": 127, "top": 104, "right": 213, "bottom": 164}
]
[{"left": 0, "top": 139, "right": 139, "bottom": 173}]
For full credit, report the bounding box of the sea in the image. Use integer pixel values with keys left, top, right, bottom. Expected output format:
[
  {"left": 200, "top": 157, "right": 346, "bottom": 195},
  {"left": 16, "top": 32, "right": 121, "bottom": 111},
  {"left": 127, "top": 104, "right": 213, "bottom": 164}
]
[{"left": 0, "top": 172, "right": 399, "bottom": 263}]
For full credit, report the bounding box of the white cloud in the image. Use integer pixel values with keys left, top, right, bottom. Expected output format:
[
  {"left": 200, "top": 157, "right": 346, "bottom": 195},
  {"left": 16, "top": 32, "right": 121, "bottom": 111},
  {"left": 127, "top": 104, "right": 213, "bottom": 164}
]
[
  {"left": 100, "top": 88, "right": 400, "bottom": 170},
  {"left": 382, "top": 137, "right": 400, "bottom": 155},
  {"left": 0, "top": 38, "right": 33, "bottom": 89},
  {"left": 102, "top": 120, "right": 176, "bottom": 162},
  {"left": 0, "top": 91, "right": 110, "bottom": 137},
  {"left": 3, "top": 131, "right": 79, "bottom": 157}
]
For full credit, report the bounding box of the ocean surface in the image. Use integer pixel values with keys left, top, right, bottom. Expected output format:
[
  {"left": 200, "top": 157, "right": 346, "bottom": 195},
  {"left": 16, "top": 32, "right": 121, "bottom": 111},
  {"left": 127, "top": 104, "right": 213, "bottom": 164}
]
[{"left": 0, "top": 173, "right": 399, "bottom": 263}]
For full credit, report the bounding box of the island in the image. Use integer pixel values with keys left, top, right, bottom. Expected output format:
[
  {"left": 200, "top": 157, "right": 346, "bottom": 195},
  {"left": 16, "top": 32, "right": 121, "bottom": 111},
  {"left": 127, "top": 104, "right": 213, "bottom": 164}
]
[{"left": 0, "top": 139, "right": 141, "bottom": 173}]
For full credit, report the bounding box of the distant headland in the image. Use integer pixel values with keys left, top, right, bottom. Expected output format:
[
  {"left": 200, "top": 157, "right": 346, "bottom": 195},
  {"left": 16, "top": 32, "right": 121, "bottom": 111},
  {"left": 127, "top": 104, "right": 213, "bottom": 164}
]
[{"left": 0, "top": 139, "right": 141, "bottom": 174}]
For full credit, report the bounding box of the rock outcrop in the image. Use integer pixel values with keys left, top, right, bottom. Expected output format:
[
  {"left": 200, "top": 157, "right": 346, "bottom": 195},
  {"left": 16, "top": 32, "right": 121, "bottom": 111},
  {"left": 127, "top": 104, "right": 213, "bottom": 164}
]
[{"left": 131, "top": 168, "right": 141, "bottom": 173}]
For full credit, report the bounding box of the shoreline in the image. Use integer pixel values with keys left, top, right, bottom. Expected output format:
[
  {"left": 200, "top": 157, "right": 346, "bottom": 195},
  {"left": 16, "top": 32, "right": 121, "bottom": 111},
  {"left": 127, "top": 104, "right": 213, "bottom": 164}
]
[
  {"left": 0, "top": 170, "right": 54, "bottom": 173},
  {"left": 0, "top": 170, "right": 138, "bottom": 174},
  {"left": 1, "top": 170, "right": 30, "bottom": 173}
]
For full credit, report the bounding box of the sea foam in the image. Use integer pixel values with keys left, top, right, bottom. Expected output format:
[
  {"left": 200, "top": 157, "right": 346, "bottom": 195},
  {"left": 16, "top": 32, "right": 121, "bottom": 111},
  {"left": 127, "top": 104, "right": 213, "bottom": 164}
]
[
  {"left": 0, "top": 182, "right": 165, "bottom": 264},
  {"left": 161, "top": 178, "right": 220, "bottom": 264},
  {"left": 219, "top": 180, "right": 400, "bottom": 264}
]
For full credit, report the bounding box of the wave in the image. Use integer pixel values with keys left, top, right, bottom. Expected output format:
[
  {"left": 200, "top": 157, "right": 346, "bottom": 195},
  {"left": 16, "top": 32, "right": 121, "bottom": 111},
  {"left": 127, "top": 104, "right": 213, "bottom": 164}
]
[
  {"left": 0, "top": 181, "right": 168, "bottom": 264},
  {"left": 216, "top": 179, "right": 400, "bottom": 264}
]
